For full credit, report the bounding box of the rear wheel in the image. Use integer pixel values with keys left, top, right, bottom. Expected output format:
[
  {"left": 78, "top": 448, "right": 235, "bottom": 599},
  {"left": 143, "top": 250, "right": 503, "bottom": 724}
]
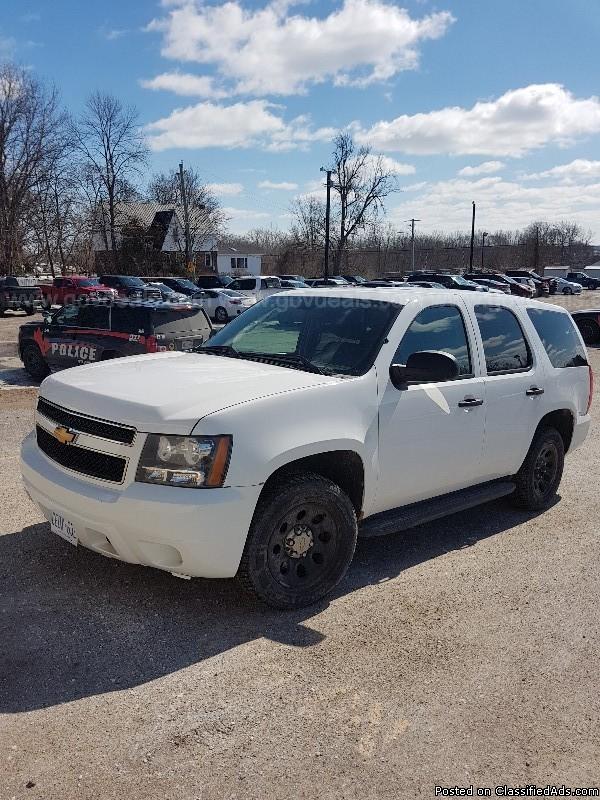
[
  {"left": 563, "top": 287, "right": 573, "bottom": 295},
  {"left": 237, "top": 472, "right": 358, "bottom": 609},
  {"left": 22, "top": 344, "right": 50, "bottom": 381},
  {"left": 509, "top": 427, "right": 564, "bottom": 511},
  {"left": 214, "top": 306, "right": 229, "bottom": 323},
  {"left": 577, "top": 319, "right": 600, "bottom": 345},
  {"left": 24, "top": 305, "right": 35, "bottom": 316}
]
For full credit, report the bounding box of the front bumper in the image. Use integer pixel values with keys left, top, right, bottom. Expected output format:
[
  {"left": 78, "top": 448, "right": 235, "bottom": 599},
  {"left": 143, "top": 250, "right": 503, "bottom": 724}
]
[{"left": 20, "top": 432, "right": 261, "bottom": 578}]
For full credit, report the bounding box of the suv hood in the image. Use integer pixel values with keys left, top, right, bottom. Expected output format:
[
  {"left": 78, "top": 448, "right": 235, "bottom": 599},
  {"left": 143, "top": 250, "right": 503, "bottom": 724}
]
[{"left": 40, "top": 352, "right": 339, "bottom": 434}]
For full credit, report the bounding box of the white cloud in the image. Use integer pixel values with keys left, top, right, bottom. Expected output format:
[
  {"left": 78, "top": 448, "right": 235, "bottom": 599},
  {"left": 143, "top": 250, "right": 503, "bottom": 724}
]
[
  {"left": 355, "top": 84, "right": 600, "bottom": 156},
  {"left": 206, "top": 182, "right": 244, "bottom": 195},
  {"left": 140, "top": 72, "right": 228, "bottom": 99},
  {"left": 259, "top": 180, "right": 299, "bottom": 190},
  {"left": 458, "top": 161, "right": 505, "bottom": 176},
  {"left": 522, "top": 159, "right": 600, "bottom": 183},
  {"left": 388, "top": 174, "right": 600, "bottom": 237},
  {"left": 101, "top": 27, "right": 128, "bottom": 40},
  {"left": 146, "top": 0, "right": 454, "bottom": 96},
  {"left": 145, "top": 100, "right": 334, "bottom": 151}
]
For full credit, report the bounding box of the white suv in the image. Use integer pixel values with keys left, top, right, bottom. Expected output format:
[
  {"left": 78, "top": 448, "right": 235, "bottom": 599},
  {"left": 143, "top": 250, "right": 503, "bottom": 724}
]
[{"left": 21, "top": 288, "right": 592, "bottom": 608}]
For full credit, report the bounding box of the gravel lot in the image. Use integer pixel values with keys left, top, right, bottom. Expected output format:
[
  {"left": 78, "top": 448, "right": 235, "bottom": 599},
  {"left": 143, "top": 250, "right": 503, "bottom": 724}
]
[{"left": 1, "top": 294, "right": 599, "bottom": 799}]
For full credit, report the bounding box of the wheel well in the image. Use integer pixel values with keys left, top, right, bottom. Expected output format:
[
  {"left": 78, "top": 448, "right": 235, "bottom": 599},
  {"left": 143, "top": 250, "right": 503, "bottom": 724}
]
[
  {"left": 261, "top": 451, "right": 365, "bottom": 514},
  {"left": 537, "top": 410, "right": 574, "bottom": 453}
]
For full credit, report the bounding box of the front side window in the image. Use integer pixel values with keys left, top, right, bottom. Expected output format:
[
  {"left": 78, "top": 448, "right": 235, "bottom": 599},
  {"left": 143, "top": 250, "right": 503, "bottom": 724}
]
[
  {"left": 527, "top": 308, "right": 587, "bottom": 368},
  {"left": 54, "top": 305, "right": 80, "bottom": 327},
  {"left": 393, "top": 305, "right": 473, "bottom": 378},
  {"left": 475, "top": 305, "right": 531, "bottom": 374},
  {"left": 202, "top": 295, "right": 401, "bottom": 376}
]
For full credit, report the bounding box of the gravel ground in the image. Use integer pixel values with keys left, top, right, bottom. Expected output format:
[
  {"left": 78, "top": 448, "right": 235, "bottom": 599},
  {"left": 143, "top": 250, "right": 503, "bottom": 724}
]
[{"left": 1, "top": 295, "right": 599, "bottom": 799}]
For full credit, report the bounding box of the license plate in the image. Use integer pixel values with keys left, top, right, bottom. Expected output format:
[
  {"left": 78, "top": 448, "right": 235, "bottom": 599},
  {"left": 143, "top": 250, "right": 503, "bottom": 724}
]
[{"left": 50, "top": 512, "right": 78, "bottom": 546}]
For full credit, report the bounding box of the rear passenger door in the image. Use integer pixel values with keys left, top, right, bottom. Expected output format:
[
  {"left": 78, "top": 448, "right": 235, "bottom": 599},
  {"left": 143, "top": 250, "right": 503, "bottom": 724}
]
[
  {"left": 470, "top": 303, "right": 545, "bottom": 479},
  {"left": 375, "top": 300, "right": 486, "bottom": 512}
]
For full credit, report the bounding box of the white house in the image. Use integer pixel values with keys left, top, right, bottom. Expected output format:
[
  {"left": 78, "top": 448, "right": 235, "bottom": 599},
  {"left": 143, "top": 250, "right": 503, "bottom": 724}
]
[{"left": 216, "top": 246, "right": 263, "bottom": 276}]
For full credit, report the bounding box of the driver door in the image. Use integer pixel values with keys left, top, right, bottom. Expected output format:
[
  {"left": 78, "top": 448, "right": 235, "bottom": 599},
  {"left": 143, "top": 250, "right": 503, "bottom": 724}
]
[{"left": 373, "top": 300, "right": 486, "bottom": 514}]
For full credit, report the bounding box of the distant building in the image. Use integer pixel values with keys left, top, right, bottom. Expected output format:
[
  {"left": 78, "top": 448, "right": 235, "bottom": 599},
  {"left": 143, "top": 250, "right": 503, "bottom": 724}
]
[{"left": 216, "top": 246, "right": 263, "bottom": 276}]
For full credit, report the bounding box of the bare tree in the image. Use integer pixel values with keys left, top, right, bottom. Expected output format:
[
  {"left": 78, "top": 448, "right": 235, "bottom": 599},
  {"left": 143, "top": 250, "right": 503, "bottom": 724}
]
[
  {"left": 0, "top": 63, "right": 68, "bottom": 273},
  {"left": 328, "top": 132, "right": 398, "bottom": 271},
  {"left": 290, "top": 196, "right": 326, "bottom": 251},
  {"left": 73, "top": 92, "right": 147, "bottom": 267},
  {"left": 148, "top": 167, "right": 226, "bottom": 255}
]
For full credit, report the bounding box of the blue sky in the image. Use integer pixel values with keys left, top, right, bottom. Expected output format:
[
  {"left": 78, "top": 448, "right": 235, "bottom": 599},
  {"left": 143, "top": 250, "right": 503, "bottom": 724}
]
[{"left": 2, "top": 0, "right": 600, "bottom": 237}]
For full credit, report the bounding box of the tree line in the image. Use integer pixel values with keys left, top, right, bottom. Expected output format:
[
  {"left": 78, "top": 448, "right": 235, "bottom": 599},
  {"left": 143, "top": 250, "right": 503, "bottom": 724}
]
[{"left": 0, "top": 60, "right": 594, "bottom": 278}]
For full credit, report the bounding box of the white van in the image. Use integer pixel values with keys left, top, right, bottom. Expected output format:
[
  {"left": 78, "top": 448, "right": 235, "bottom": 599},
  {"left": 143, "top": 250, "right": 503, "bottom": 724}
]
[{"left": 227, "top": 275, "right": 284, "bottom": 300}]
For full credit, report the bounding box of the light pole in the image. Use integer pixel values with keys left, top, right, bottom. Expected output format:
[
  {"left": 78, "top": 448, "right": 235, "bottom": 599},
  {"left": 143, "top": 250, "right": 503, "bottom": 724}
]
[
  {"left": 481, "top": 231, "right": 488, "bottom": 268},
  {"left": 407, "top": 218, "right": 420, "bottom": 273},
  {"left": 468, "top": 201, "right": 476, "bottom": 273},
  {"left": 320, "top": 167, "right": 332, "bottom": 280}
]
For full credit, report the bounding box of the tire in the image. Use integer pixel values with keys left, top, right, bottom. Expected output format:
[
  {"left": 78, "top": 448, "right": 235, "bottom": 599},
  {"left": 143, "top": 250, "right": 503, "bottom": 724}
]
[
  {"left": 563, "top": 287, "right": 572, "bottom": 295},
  {"left": 237, "top": 471, "right": 358, "bottom": 609},
  {"left": 25, "top": 305, "right": 35, "bottom": 316},
  {"left": 214, "top": 306, "right": 229, "bottom": 324},
  {"left": 22, "top": 344, "right": 50, "bottom": 382},
  {"left": 509, "top": 427, "right": 565, "bottom": 511},
  {"left": 577, "top": 319, "right": 600, "bottom": 345}
]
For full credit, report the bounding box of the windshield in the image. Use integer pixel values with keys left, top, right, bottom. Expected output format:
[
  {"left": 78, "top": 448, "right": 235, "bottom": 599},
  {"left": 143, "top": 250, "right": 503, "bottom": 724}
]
[
  {"left": 75, "top": 278, "right": 100, "bottom": 287},
  {"left": 220, "top": 289, "right": 244, "bottom": 297},
  {"left": 150, "top": 283, "right": 174, "bottom": 292},
  {"left": 174, "top": 279, "right": 200, "bottom": 291},
  {"left": 120, "top": 276, "right": 146, "bottom": 287},
  {"left": 452, "top": 275, "right": 473, "bottom": 286},
  {"left": 201, "top": 295, "right": 401, "bottom": 375}
]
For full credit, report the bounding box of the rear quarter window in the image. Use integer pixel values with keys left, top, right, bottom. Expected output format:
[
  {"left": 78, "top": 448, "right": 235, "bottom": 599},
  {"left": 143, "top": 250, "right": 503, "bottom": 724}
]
[
  {"left": 151, "top": 308, "right": 211, "bottom": 336},
  {"left": 110, "top": 305, "right": 151, "bottom": 334},
  {"left": 527, "top": 308, "right": 588, "bottom": 368}
]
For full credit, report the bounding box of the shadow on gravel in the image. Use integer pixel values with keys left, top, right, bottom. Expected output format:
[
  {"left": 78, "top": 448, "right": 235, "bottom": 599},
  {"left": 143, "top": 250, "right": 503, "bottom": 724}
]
[{"left": 0, "top": 498, "right": 553, "bottom": 713}]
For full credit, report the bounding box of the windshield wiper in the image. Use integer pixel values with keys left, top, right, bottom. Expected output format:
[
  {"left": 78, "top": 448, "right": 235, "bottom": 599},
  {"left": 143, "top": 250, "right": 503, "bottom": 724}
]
[
  {"left": 246, "top": 352, "right": 327, "bottom": 375},
  {"left": 197, "top": 344, "right": 240, "bottom": 358}
]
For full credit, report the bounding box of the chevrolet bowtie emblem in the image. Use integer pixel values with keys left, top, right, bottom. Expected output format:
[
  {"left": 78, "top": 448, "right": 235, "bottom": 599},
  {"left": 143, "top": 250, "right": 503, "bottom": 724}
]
[{"left": 52, "top": 426, "right": 77, "bottom": 445}]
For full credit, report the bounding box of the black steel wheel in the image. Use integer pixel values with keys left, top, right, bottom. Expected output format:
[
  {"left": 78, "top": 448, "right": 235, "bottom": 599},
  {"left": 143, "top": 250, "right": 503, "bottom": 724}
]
[
  {"left": 510, "top": 427, "right": 564, "bottom": 511},
  {"left": 577, "top": 319, "right": 600, "bottom": 345},
  {"left": 22, "top": 344, "right": 50, "bottom": 381},
  {"left": 237, "top": 471, "right": 358, "bottom": 609},
  {"left": 214, "top": 306, "right": 229, "bottom": 324}
]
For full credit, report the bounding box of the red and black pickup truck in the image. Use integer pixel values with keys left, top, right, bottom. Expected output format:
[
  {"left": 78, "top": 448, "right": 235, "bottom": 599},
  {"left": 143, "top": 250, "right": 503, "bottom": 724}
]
[
  {"left": 38, "top": 276, "right": 118, "bottom": 308},
  {"left": 18, "top": 300, "right": 213, "bottom": 381},
  {"left": 0, "top": 276, "right": 43, "bottom": 315}
]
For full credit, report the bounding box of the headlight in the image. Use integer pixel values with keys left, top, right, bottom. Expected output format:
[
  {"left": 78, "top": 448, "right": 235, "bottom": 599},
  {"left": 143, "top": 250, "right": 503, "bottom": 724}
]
[{"left": 136, "top": 434, "right": 232, "bottom": 489}]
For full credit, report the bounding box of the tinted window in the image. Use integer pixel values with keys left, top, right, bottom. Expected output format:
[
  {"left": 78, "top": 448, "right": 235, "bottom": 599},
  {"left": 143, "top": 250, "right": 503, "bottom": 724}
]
[
  {"left": 394, "top": 305, "right": 472, "bottom": 377},
  {"left": 527, "top": 309, "right": 587, "bottom": 368},
  {"left": 230, "top": 278, "right": 255, "bottom": 290},
  {"left": 54, "top": 305, "right": 80, "bottom": 326},
  {"left": 475, "top": 305, "right": 531, "bottom": 373},
  {"left": 110, "top": 305, "right": 150, "bottom": 334},
  {"left": 151, "top": 308, "right": 211, "bottom": 336},
  {"left": 261, "top": 278, "right": 280, "bottom": 289},
  {"left": 77, "top": 304, "right": 110, "bottom": 330},
  {"left": 203, "top": 296, "right": 400, "bottom": 376}
]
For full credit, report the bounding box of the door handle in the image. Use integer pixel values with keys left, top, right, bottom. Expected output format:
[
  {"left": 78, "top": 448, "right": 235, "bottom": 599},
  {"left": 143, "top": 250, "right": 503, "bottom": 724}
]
[
  {"left": 458, "top": 396, "right": 484, "bottom": 407},
  {"left": 526, "top": 386, "right": 545, "bottom": 396}
]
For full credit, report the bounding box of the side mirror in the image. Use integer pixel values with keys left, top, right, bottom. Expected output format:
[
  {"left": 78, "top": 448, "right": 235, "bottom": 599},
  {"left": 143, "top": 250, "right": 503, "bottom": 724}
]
[
  {"left": 389, "top": 350, "right": 459, "bottom": 388},
  {"left": 42, "top": 311, "right": 52, "bottom": 323}
]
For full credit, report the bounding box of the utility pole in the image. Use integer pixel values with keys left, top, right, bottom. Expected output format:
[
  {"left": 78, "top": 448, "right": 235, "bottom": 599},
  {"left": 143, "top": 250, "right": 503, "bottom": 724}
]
[
  {"left": 468, "top": 201, "right": 476, "bottom": 273},
  {"left": 407, "top": 218, "right": 421, "bottom": 272},
  {"left": 320, "top": 167, "right": 332, "bottom": 280},
  {"left": 178, "top": 161, "right": 193, "bottom": 278},
  {"left": 481, "top": 231, "right": 488, "bottom": 268},
  {"left": 533, "top": 225, "right": 540, "bottom": 273}
]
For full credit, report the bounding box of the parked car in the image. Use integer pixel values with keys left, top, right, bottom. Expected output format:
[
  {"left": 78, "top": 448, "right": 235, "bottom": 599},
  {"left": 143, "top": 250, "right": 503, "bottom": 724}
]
[
  {"left": 280, "top": 279, "right": 310, "bottom": 289},
  {"left": 144, "top": 276, "right": 205, "bottom": 297},
  {"left": 553, "top": 277, "right": 583, "bottom": 295},
  {"left": 279, "top": 274, "right": 307, "bottom": 283},
  {"left": 227, "top": 275, "right": 284, "bottom": 299},
  {"left": 571, "top": 309, "right": 600, "bottom": 344},
  {"left": 505, "top": 270, "right": 550, "bottom": 297},
  {"left": 470, "top": 278, "right": 511, "bottom": 294},
  {"left": 403, "top": 280, "right": 446, "bottom": 289},
  {"left": 39, "top": 276, "right": 118, "bottom": 309},
  {"left": 543, "top": 268, "right": 600, "bottom": 289},
  {"left": 21, "top": 287, "right": 591, "bottom": 609},
  {"left": 19, "top": 300, "right": 212, "bottom": 381},
  {"left": 194, "top": 288, "right": 257, "bottom": 323},
  {"left": 194, "top": 274, "right": 233, "bottom": 290},
  {"left": 98, "top": 275, "right": 162, "bottom": 300},
  {"left": 406, "top": 272, "right": 484, "bottom": 291},
  {"left": 144, "top": 282, "right": 188, "bottom": 302},
  {"left": 0, "top": 276, "right": 42, "bottom": 315},
  {"left": 467, "top": 272, "right": 534, "bottom": 298},
  {"left": 362, "top": 280, "right": 409, "bottom": 288},
  {"left": 340, "top": 275, "right": 367, "bottom": 284},
  {"left": 305, "top": 277, "right": 349, "bottom": 287}
]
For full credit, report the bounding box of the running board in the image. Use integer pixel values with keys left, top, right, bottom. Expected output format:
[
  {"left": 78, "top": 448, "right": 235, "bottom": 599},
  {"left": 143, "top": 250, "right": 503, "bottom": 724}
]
[{"left": 358, "top": 480, "right": 516, "bottom": 538}]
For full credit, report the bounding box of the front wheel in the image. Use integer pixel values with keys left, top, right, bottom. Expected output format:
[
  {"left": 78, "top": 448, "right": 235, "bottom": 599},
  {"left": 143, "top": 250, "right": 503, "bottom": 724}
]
[
  {"left": 25, "top": 305, "right": 35, "bottom": 316},
  {"left": 578, "top": 319, "right": 600, "bottom": 344},
  {"left": 509, "top": 427, "right": 564, "bottom": 511},
  {"left": 214, "top": 306, "right": 229, "bottom": 324},
  {"left": 237, "top": 472, "right": 358, "bottom": 609},
  {"left": 22, "top": 344, "right": 50, "bottom": 381}
]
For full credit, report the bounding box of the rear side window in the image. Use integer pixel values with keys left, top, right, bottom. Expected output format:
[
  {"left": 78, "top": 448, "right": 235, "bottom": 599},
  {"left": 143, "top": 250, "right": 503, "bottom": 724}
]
[
  {"left": 527, "top": 308, "right": 587, "bottom": 368},
  {"left": 261, "top": 278, "right": 280, "bottom": 289},
  {"left": 151, "top": 308, "right": 211, "bottom": 336},
  {"left": 230, "top": 278, "right": 255, "bottom": 290},
  {"left": 394, "top": 305, "right": 473, "bottom": 377},
  {"left": 474, "top": 305, "right": 531, "bottom": 374},
  {"left": 77, "top": 304, "right": 110, "bottom": 330},
  {"left": 110, "top": 305, "right": 150, "bottom": 334}
]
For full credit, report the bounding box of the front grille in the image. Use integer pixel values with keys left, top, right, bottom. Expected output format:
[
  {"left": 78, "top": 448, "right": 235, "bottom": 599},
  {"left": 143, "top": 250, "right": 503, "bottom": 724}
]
[
  {"left": 37, "top": 397, "right": 136, "bottom": 445},
  {"left": 36, "top": 425, "right": 127, "bottom": 483}
]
